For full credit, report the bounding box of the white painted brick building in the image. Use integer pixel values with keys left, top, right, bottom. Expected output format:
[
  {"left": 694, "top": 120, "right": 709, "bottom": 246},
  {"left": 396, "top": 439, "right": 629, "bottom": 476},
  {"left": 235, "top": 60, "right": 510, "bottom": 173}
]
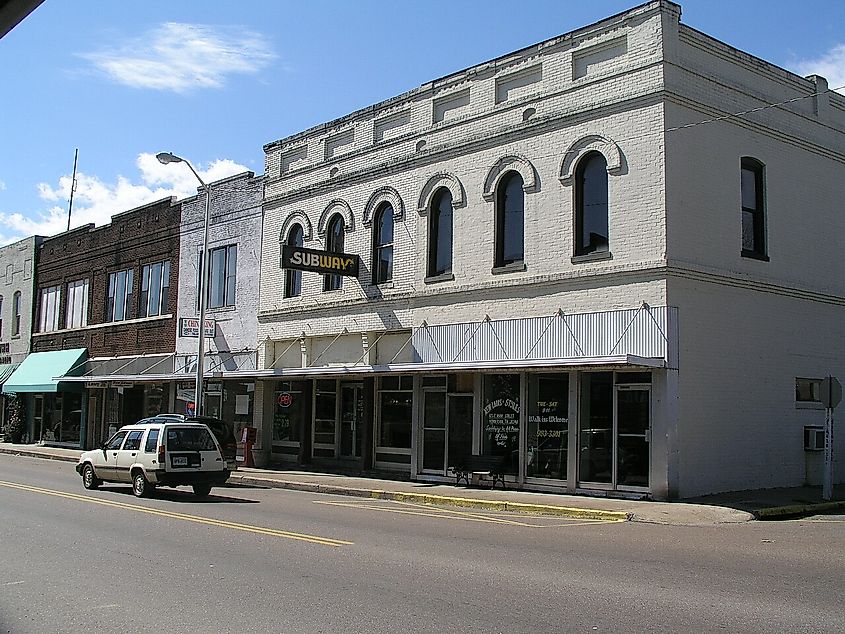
[{"left": 254, "top": 0, "right": 844, "bottom": 499}]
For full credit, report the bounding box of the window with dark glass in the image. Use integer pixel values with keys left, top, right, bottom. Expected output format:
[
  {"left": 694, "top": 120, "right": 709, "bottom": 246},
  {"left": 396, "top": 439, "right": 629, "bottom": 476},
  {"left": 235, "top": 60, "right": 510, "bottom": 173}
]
[
  {"left": 144, "top": 429, "right": 159, "bottom": 453},
  {"left": 12, "top": 291, "right": 21, "bottom": 336},
  {"left": 575, "top": 152, "right": 609, "bottom": 256},
  {"left": 139, "top": 261, "right": 170, "bottom": 317},
  {"left": 428, "top": 188, "right": 453, "bottom": 277},
  {"left": 106, "top": 269, "right": 133, "bottom": 322},
  {"left": 741, "top": 158, "right": 766, "bottom": 259},
  {"left": 481, "top": 373, "right": 520, "bottom": 474},
  {"left": 323, "top": 214, "right": 344, "bottom": 292},
  {"left": 284, "top": 224, "right": 304, "bottom": 298},
  {"left": 378, "top": 375, "right": 412, "bottom": 449},
  {"left": 372, "top": 203, "right": 394, "bottom": 284},
  {"left": 494, "top": 172, "right": 524, "bottom": 268}
]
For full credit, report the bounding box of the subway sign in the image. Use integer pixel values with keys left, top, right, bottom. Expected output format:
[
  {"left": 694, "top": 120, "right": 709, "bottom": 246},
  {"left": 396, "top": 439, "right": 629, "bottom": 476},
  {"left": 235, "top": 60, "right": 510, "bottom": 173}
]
[{"left": 281, "top": 245, "right": 360, "bottom": 277}]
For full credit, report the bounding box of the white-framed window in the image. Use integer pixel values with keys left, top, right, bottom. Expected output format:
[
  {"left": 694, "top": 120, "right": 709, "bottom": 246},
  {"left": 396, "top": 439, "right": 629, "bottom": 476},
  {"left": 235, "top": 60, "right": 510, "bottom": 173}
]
[
  {"left": 140, "top": 260, "right": 170, "bottom": 317},
  {"left": 106, "top": 269, "right": 134, "bottom": 322},
  {"left": 38, "top": 285, "right": 61, "bottom": 332},
  {"left": 65, "top": 278, "right": 89, "bottom": 328},
  {"left": 204, "top": 245, "right": 237, "bottom": 309}
]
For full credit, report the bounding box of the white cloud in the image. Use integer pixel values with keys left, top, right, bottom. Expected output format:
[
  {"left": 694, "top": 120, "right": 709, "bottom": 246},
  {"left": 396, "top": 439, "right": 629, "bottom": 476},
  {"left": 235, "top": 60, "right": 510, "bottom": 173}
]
[
  {"left": 79, "top": 22, "right": 277, "bottom": 93},
  {"left": 791, "top": 43, "right": 845, "bottom": 94},
  {"left": 0, "top": 180, "right": 6, "bottom": 191},
  {"left": 0, "top": 153, "right": 249, "bottom": 244}
]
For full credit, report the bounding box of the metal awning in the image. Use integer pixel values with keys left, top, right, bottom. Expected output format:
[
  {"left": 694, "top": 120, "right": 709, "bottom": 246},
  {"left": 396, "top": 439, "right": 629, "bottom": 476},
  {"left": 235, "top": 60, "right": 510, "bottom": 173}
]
[{"left": 2, "top": 348, "right": 87, "bottom": 393}]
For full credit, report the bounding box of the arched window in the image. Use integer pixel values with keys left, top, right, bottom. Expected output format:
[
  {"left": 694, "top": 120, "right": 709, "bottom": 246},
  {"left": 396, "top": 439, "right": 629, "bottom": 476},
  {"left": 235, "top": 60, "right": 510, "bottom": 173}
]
[
  {"left": 323, "top": 213, "right": 345, "bottom": 292},
  {"left": 12, "top": 291, "right": 21, "bottom": 336},
  {"left": 428, "top": 188, "right": 453, "bottom": 278},
  {"left": 575, "top": 152, "right": 609, "bottom": 256},
  {"left": 372, "top": 203, "right": 394, "bottom": 285},
  {"left": 741, "top": 157, "right": 767, "bottom": 259},
  {"left": 284, "top": 224, "right": 304, "bottom": 298},
  {"left": 494, "top": 171, "right": 524, "bottom": 268}
]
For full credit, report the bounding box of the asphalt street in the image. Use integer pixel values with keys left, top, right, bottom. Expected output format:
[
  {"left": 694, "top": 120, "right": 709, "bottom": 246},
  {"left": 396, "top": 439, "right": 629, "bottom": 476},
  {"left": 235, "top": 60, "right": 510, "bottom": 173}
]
[{"left": 1, "top": 454, "right": 843, "bottom": 633}]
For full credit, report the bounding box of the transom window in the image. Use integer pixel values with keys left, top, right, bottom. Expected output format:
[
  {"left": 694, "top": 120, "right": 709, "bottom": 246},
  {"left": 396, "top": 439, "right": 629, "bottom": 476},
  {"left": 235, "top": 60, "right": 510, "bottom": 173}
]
[
  {"left": 323, "top": 214, "right": 345, "bottom": 292},
  {"left": 575, "top": 152, "right": 609, "bottom": 256},
  {"left": 494, "top": 171, "right": 524, "bottom": 268},
  {"left": 38, "top": 285, "right": 61, "bottom": 332},
  {"left": 107, "top": 269, "right": 134, "bottom": 322},
  {"left": 741, "top": 157, "right": 767, "bottom": 259},
  {"left": 65, "top": 278, "right": 89, "bottom": 328},
  {"left": 140, "top": 261, "right": 170, "bottom": 317},
  {"left": 428, "top": 188, "right": 453, "bottom": 278},
  {"left": 372, "top": 203, "right": 394, "bottom": 284},
  {"left": 284, "top": 224, "right": 304, "bottom": 298}
]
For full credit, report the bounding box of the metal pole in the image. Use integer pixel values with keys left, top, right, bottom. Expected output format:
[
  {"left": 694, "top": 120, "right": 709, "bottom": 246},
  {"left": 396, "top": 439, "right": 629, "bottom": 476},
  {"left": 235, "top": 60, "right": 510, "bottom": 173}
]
[
  {"left": 195, "top": 183, "right": 211, "bottom": 417},
  {"left": 67, "top": 148, "right": 78, "bottom": 232},
  {"left": 823, "top": 405, "right": 833, "bottom": 501}
]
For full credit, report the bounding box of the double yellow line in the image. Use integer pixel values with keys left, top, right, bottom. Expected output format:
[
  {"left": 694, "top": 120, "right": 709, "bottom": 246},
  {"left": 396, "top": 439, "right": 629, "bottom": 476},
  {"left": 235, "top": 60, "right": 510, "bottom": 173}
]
[{"left": 0, "top": 480, "right": 351, "bottom": 547}]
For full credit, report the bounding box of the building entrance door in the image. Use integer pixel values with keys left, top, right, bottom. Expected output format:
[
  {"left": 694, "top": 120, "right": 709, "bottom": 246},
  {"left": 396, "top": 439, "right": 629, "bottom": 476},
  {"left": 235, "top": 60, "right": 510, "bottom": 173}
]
[
  {"left": 339, "top": 384, "right": 363, "bottom": 459},
  {"left": 421, "top": 391, "right": 472, "bottom": 474},
  {"left": 615, "top": 385, "right": 650, "bottom": 490}
]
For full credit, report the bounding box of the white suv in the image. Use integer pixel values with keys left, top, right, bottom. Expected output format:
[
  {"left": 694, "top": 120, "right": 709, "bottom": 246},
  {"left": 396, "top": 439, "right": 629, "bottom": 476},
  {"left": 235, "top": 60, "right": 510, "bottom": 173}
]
[{"left": 76, "top": 421, "right": 230, "bottom": 498}]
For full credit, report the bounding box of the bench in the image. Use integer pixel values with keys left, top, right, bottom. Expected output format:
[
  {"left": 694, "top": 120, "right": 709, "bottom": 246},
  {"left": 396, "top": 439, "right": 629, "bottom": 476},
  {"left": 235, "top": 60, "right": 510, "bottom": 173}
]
[{"left": 451, "top": 455, "right": 507, "bottom": 489}]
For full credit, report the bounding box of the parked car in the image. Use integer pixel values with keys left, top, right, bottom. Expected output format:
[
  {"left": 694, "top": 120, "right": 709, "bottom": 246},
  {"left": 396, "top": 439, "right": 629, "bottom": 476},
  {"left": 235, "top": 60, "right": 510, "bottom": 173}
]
[
  {"left": 75, "top": 421, "right": 230, "bottom": 498},
  {"left": 154, "top": 414, "right": 238, "bottom": 471}
]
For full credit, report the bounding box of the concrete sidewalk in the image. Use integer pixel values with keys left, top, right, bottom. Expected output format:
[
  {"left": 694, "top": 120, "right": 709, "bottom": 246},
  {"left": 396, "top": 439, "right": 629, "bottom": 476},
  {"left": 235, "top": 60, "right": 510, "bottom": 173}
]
[{"left": 2, "top": 442, "right": 843, "bottom": 525}]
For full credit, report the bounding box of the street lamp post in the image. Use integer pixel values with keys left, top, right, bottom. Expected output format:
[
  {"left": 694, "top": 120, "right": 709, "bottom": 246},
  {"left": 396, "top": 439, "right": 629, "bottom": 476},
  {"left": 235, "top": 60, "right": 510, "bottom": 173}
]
[{"left": 156, "top": 151, "right": 210, "bottom": 418}]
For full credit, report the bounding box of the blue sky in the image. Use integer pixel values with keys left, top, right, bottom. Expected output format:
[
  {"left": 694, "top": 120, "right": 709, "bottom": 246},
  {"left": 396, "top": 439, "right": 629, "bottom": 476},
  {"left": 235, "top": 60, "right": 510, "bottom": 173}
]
[{"left": 1, "top": 0, "right": 843, "bottom": 245}]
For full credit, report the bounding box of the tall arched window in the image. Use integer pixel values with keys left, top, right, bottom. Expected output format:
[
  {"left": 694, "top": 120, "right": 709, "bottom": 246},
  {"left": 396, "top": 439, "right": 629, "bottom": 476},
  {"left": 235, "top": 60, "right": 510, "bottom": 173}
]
[
  {"left": 372, "top": 203, "right": 394, "bottom": 285},
  {"left": 575, "top": 152, "right": 609, "bottom": 256},
  {"left": 12, "top": 291, "right": 21, "bottom": 336},
  {"left": 284, "top": 224, "right": 304, "bottom": 298},
  {"left": 741, "top": 157, "right": 767, "bottom": 259},
  {"left": 494, "top": 171, "right": 524, "bottom": 268},
  {"left": 428, "top": 188, "right": 453, "bottom": 278},
  {"left": 323, "top": 213, "right": 345, "bottom": 292}
]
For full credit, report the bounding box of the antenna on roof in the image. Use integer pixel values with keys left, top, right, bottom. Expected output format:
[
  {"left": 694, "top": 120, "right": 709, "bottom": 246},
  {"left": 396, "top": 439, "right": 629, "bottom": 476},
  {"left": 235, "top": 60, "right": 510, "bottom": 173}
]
[{"left": 67, "top": 148, "right": 78, "bottom": 232}]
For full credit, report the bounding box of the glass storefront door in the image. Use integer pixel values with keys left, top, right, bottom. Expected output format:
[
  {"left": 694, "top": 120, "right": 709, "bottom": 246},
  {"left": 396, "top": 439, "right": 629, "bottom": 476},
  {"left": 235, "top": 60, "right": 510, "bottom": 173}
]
[
  {"left": 577, "top": 372, "right": 651, "bottom": 490},
  {"left": 420, "top": 390, "right": 472, "bottom": 474},
  {"left": 616, "top": 386, "right": 650, "bottom": 490},
  {"left": 340, "top": 384, "right": 363, "bottom": 459}
]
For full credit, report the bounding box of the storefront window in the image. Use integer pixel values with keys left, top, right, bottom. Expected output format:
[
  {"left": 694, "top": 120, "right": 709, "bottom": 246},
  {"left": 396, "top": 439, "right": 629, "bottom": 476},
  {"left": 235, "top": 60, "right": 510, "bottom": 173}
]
[
  {"left": 378, "top": 376, "right": 412, "bottom": 449},
  {"left": 273, "top": 381, "right": 306, "bottom": 443},
  {"left": 314, "top": 379, "right": 336, "bottom": 446},
  {"left": 527, "top": 373, "right": 568, "bottom": 481},
  {"left": 578, "top": 372, "right": 613, "bottom": 483},
  {"left": 482, "top": 374, "right": 519, "bottom": 474}
]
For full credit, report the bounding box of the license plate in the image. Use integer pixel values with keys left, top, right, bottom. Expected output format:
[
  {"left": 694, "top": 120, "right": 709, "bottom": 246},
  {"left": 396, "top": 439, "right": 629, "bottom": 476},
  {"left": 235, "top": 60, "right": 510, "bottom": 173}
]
[{"left": 173, "top": 456, "right": 188, "bottom": 466}]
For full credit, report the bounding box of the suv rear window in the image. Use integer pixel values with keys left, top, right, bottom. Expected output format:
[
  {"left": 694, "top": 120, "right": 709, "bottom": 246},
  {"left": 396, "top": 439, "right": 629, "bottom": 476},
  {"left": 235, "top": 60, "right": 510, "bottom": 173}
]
[{"left": 166, "top": 428, "right": 216, "bottom": 451}]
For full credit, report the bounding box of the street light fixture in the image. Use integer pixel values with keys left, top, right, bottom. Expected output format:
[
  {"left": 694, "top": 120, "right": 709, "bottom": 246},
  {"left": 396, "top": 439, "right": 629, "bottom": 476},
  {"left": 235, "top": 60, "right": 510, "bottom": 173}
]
[{"left": 157, "top": 151, "right": 211, "bottom": 417}]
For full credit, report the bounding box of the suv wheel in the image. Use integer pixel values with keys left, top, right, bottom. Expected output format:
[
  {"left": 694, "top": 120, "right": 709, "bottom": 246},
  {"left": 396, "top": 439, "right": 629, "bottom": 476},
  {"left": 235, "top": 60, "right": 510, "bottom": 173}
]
[
  {"left": 82, "top": 464, "right": 100, "bottom": 490},
  {"left": 132, "top": 471, "right": 151, "bottom": 498},
  {"left": 192, "top": 484, "right": 212, "bottom": 498}
]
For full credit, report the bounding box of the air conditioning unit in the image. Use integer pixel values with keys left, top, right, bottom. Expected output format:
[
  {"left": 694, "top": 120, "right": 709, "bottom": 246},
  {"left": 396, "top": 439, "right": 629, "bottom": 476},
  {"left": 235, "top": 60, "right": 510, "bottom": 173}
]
[{"left": 804, "top": 426, "right": 825, "bottom": 451}]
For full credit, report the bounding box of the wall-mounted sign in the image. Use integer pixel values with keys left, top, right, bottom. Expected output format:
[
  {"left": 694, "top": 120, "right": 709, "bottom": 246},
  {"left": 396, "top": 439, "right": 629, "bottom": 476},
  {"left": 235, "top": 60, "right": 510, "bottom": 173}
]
[
  {"left": 281, "top": 245, "right": 359, "bottom": 277},
  {"left": 180, "top": 317, "right": 215, "bottom": 338},
  {"left": 85, "top": 381, "right": 108, "bottom": 389}
]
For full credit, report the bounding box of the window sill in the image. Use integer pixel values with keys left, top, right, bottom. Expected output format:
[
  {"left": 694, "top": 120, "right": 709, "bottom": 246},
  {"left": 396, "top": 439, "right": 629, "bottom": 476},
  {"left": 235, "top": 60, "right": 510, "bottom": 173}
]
[
  {"left": 424, "top": 272, "right": 455, "bottom": 284},
  {"left": 741, "top": 250, "right": 769, "bottom": 262},
  {"left": 491, "top": 262, "right": 526, "bottom": 275},
  {"left": 571, "top": 251, "right": 612, "bottom": 264},
  {"left": 372, "top": 281, "right": 394, "bottom": 289},
  {"left": 795, "top": 401, "right": 824, "bottom": 410},
  {"left": 206, "top": 305, "right": 237, "bottom": 314}
]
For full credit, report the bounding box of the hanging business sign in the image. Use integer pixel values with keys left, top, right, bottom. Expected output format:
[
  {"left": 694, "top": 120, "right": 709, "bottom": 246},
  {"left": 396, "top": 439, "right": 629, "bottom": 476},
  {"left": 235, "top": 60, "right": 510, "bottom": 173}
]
[
  {"left": 281, "top": 245, "right": 359, "bottom": 277},
  {"left": 180, "top": 318, "right": 216, "bottom": 338}
]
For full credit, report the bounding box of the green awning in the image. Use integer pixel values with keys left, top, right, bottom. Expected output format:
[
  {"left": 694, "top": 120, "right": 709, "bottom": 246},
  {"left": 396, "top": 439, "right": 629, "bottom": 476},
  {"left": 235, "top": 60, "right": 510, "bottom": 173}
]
[
  {"left": 2, "top": 349, "right": 88, "bottom": 393},
  {"left": 0, "top": 362, "right": 20, "bottom": 384}
]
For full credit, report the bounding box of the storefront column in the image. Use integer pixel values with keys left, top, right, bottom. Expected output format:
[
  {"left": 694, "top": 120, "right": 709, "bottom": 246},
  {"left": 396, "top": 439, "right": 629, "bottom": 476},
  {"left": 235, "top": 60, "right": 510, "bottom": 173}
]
[
  {"left": 297, "top": 380, "right": 312, "bottom": 465},
  {"left": 361, "top": 377, "right": 375, "bottom": 470},
  {"left": 253, "top": 381, "right": 272, "bottom": 468}
]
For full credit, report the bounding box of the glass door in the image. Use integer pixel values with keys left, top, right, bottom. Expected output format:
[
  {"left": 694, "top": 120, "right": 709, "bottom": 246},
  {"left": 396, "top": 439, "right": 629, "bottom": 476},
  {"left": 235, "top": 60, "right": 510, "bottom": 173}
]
[
  {"left": 339, "top": 384, "right": 363, "bottom": 459},
  {"left": 421, "top": 391, "right": 446, "bottom": 472},
  {"left": 447, "top": 394, "right": 473, "bottom": 472},
  {"left": 616, "top": 386, "right": 650, "bottom": 490}
]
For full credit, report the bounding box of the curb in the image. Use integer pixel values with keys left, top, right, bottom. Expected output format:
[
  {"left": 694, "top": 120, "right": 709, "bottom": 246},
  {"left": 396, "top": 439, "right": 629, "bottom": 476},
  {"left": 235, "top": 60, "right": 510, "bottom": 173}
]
[
  {"left": 0, "top": 447, "right": 78, "bottom": 463},
  {"left": 228, "top": 473, "right": 630, "bottom": 521},
  {"left": 753, "top": 500, "right": 845, "bottom": 520}
]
